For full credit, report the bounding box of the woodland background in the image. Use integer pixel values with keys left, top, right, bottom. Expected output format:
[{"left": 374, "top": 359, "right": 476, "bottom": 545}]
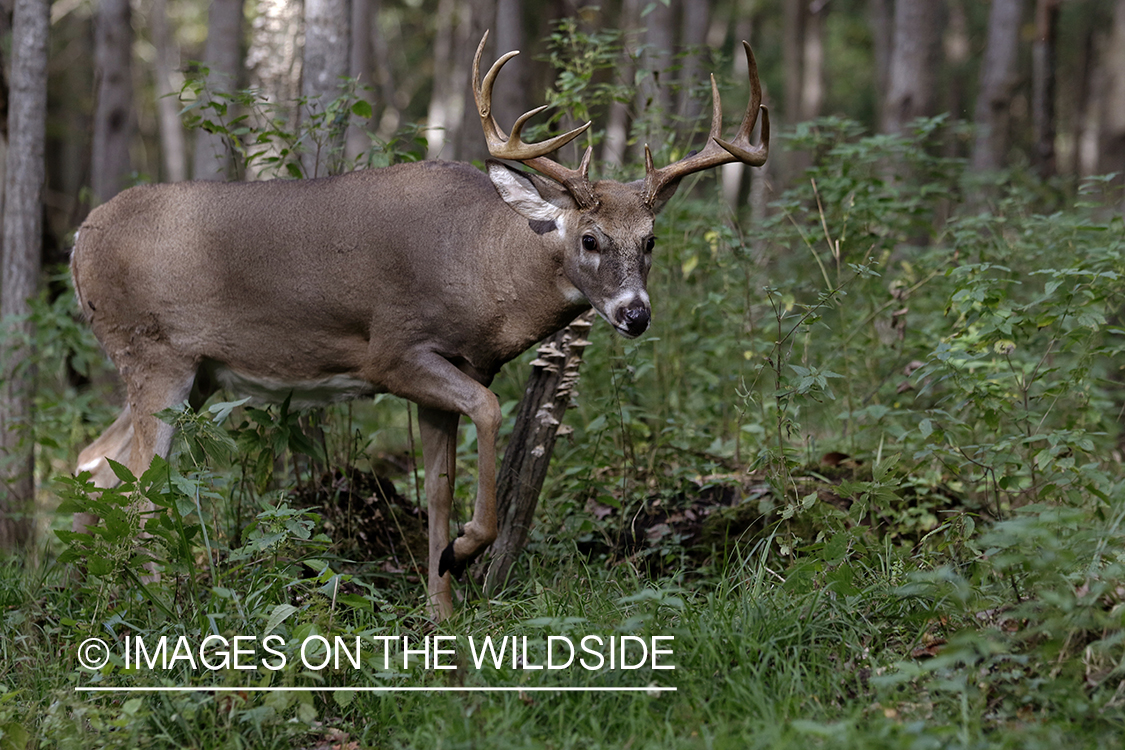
[
  {"left": 2, "top": 0, "right": 1125, "bottom": 746},
  {"left": 3, "top": 0, "right": 1125, "bottom": 543}
]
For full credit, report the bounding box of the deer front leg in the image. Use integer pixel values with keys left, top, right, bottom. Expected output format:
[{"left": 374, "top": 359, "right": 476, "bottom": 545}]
[
  {"left": 435, "top": 384, "right": 500, "bottom": 578},
  {"left": 418, "top": 407, "right": 459, "bottom": 620},
  {"left": 385, "top": 353, "right": 501, "bottom": 620}
]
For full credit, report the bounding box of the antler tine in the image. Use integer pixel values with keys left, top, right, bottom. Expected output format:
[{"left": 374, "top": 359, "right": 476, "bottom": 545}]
[
  {"left": 642, "top": 40, "right": 770, "bottom": 207},
  {"left": 715, "top": 41, "right": 769, "bottom": 165},
  {"left": 473, "top": 31, "right": 596, "bottom": 204}
]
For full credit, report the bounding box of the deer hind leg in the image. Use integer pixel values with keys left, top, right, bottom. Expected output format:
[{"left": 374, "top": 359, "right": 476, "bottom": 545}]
[
  {"left": 122, "top": 358, "right": 198, "bottom": 484},
  {"left": 73, "top": 404, "right": 135, "bottom": 534},
  {"left": 73, "top": 352, "right": 197, "bottom": 540}
]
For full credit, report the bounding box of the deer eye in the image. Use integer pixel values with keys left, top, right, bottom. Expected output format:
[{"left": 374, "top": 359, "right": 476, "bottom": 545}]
[
  {"left": 644, "top": 236, "right": 656, "bottom": 253},
  {"left": 582, "top": 234, "right": 600, "bottom": 252}
]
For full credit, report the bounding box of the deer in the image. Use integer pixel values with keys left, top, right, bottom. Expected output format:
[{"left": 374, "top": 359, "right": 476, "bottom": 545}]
[{"left": 70, "top": 32, "right": 768, "bottom": 620}]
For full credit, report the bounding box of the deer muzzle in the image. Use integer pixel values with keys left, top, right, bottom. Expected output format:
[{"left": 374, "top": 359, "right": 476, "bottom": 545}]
[{"left": 615, "top": 298, "right": 651, "bottom": 338}]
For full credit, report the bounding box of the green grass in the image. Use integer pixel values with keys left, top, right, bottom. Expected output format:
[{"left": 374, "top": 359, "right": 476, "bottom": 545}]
[{"left": 5, "top": 509, "right": 1125, "bottom": 749}]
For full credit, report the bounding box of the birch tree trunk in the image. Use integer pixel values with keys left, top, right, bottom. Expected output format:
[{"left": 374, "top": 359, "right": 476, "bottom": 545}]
[
  {"left": 246, "top": 0, "right": 303, "bottom": 179},
  {"left": 0, "top": 0, "right": 48, "bottom": 551},
  {"left": 152, "top": 0, "right": 187, "bottom": 182},
  {"left": 455, "top": 0, "right": 489, "bottom": 164},
  {"left": 971, "top": 0, "right": 1024, "bottom": 172},
  {"left": 602, "top": 0, "right": 639, "bottom": 167},
  {"left": 491, "top": 0, "right": 525, "bottom": 139},
  {"left": 881, "top": 0, "right": 943, "bottom": 135},
  {"left": 301, "top": 0, "right": 350, "bottom": 177},
  {"left": 425, "top": 0, "right": 459, "bottom": 159},
  {"left": 92, "top": 0, "right": 134, "bottom": 204},
  {"left": 345, "top": 0, "right": 372, "bottom": 161},
  {"left": 633, "top": 0, "right": 676, "bottom": 159},
  {"left": 677, "top": 0, "right": 711, "bottom": 125},
  {"left": 192, "top": 0, "right": 245, "bottom": 180},
  {"left": 869, "top": 0, "right": 892, "bottom": 127}
]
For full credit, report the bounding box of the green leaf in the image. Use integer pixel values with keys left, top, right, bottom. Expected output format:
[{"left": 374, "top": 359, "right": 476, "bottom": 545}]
[
  {"left": 919, "top": 418, "right": 933, "bottom": 439},
  {"left": 0, "top": 720, "right": 31, "bottom": 750},
  {"left": 265, "top": 603, "right": 299, "bottom": 634},
  {"left": 351, "top": 100, "right": 373, "bottom": 118},
  {"left": 107, "top": 459, "right": 136, "bottom": 485}
]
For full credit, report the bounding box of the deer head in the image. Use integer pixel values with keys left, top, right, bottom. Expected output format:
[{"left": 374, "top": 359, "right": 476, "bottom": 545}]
[{"left": 473, "top": 31, "right": 770, "bottom": 339}]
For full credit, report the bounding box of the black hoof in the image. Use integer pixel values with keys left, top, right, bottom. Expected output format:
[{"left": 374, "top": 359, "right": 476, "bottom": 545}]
[
  {"left": 439, "top": 541, "right": 461, "bottom": 578},
  {"left": 438, "top": 539, "right": 484, "bottom": 580}
]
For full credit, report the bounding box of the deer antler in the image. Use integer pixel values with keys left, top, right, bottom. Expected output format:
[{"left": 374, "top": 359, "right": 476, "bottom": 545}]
[
  {"left": 641, "top": 41, "right": 770, "bottom": 207},
  {"left": 473, "top": 31, "right": 599, "bottom": 208}
]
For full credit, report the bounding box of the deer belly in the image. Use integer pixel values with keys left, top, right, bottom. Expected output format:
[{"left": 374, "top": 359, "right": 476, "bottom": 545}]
[{"left": 211, "top": 366, "right": 378, "bottom": 409}]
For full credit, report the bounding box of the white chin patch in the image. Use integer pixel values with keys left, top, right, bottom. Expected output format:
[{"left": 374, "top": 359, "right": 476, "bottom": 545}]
[{"left": 599, "top": 288, "right": 651, "bottom": 338}]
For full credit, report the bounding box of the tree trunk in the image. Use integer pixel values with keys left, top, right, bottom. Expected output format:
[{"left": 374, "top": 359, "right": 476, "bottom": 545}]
[
  {"left": 677, "top": 0, "right": 711, "bottom": 125},
  {"left": 192, "top": 0, "right": 245, "bottom": 180},
  {"left": 425, "top": 0, "right": 459, "bottom": 159},
  {"left": 482, "top": 311, "right": 595, "bottom": 595},
  {"left": 783, "top": 0, "right": 803, "bottom": 128},
  {"left": 1099, "top": 0, "right": 1125, "bottom": 180},
  {"left": 0, "top": 0, "right": 49, "bottom": 551},
  {"left": 369, "top": 0, "right": 402, "bottom": 139},
  {"left": 602, "top": 0, "right": 639, "bottom": 167},
  {"left": 345, "top": 0, "right": 372, "bottom": 161},
  {"left": 633, "top": 0, "right": 677, "bottom": 159},
  {"left": 92, "top": 0, "right": 134, "bottom": 204},
  {"left": 869, "top": 0, "right": 892, "bottom": 126},
  {"left": 943, "top": 0, "right": 970, "bottom": 125},
  {"left": 783, "top": 0, "right": 825, "bottom": 179},
  {"left": 971, "top": 0, "right": 1024, "bottom": 172},
  {"left": 301, "top": 0, "right": 351, "bottom": 177},
  {"left": 246, "top": 0, "right": 303, "bottom": 179},
  {"left": 881, "top": 0, "right": 943, "bottom": 135},
  {"left": 800, "top": 1, "right": 826, "bottom": 122},
  {"left": 152, "top": 0, "right": 187, "bottom": 182},
  {"left": 455, "top": 0, "right": 490, "bottom": 164},
  {"left": 1032, "top": 0, "right": 1060, "bottom": 178},
  {"left": 491, "top": 0, "right": 526, "bottom": 139}
]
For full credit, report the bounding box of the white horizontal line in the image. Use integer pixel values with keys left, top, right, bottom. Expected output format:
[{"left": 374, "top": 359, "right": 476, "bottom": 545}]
[{"left": 76, "top": 686, "right": 675, "bottom": 693}]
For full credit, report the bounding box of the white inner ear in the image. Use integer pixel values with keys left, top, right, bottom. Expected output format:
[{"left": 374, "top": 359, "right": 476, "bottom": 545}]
[{"left": 489, "top": 163, "right": 564, "bottom": 223}]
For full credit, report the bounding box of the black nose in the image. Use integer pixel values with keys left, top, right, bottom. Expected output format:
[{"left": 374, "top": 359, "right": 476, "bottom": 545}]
[{"left": 616, "top": 300, "right": 651, "bottom": 336}]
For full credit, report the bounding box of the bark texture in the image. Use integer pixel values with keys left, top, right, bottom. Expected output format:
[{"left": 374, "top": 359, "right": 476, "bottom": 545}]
[
  {"left": 192, "top": 0, "right": 245, "bottom": 180},
  {"left": 0, "top": 0, "right": 49, "bottom": 551},
  {"left": 482, "top": 311, "right": 595, "bottom": 595},
  {"left": 971, "top": 0, "right": 1024, "bottom": 172},
  {"left": 246, "top": 0, "right": 303, "bottom": 178},
  {"left": 92, "top": 0, "right": 134, "bottom": 203},
  {"left": 882, "top": 0, "right": 942, "bottom": 135},
  {"left": 1100, "top": 0, "right": 1125, "bottom": 178},
  {"left": 301, "top": 0, "right": 351, "bottom": 176},
  {"left": 1032, "top": 0, "right": 1060, "bottom": 177},
  {"left": 153, "top": 0, "right": 187, "bottom": 182}
]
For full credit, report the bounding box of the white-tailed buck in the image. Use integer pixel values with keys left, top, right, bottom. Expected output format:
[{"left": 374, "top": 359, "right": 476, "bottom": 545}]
[{"left": 72, "top": 33, "right": 768, "bottom": 619}]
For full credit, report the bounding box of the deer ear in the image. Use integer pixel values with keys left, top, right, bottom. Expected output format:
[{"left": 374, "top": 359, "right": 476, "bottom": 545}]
[{"left": 488, "top": 161, "right": 567, "bottom": 223}]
